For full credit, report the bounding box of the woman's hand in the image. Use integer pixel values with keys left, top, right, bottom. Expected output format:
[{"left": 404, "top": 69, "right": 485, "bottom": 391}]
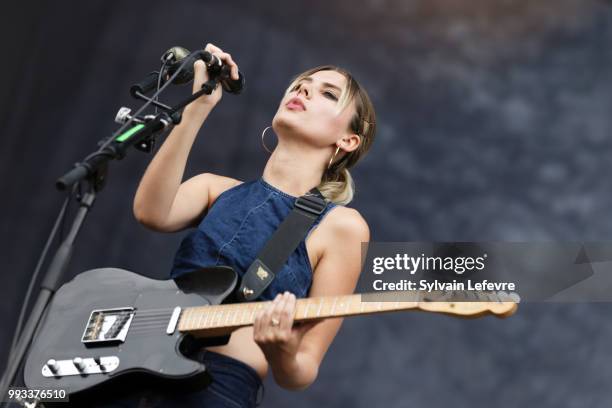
[
  {"left": 188, "top": 42, "right": 240, "bottom": 114},
  {"left": 253, "top": 292, "right": 317, "bottom": 363}
]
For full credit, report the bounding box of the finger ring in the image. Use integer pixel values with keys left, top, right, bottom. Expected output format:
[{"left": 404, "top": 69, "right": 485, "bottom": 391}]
[{"left": 271, "top": 318, "right": 280, "bottom": 327}]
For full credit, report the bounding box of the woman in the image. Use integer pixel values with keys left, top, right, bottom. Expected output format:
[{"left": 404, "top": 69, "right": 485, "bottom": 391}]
[{"left": 131, "top": 43, "right": 375, "bottom": 407}]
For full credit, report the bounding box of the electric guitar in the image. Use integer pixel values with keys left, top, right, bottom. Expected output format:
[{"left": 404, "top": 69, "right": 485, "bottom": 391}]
[{"left": 23, "top": 267, "right": 518, "bottom": 404}]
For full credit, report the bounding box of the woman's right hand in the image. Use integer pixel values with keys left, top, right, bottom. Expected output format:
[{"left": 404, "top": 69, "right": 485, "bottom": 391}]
[{"left": 190, "top": 43, "right": 240, "bottom": 112}]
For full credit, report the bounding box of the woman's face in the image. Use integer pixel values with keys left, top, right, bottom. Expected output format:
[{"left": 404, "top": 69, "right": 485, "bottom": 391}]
[{"left": 272, "top": 70, "right": 356, "bottom": 148}]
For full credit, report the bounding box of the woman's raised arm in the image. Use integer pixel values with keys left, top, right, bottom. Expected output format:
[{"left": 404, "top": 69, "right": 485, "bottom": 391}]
[{"left": 132, "top": 43, "right": 240, "bottom": 232}]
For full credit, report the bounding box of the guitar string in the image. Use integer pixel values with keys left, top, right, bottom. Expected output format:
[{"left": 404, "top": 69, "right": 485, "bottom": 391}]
[
  {"left": 129, "top": 309, "right": 258, "bottom": 327},
  {"left": 132, "top": 315, "right": 173, "bottom": 320},
  {"left": 92, "top": 297, "right": 361, "bottom": 318},
  {"left": 129, "top": 301, "right": 357, "bottom": 326}
]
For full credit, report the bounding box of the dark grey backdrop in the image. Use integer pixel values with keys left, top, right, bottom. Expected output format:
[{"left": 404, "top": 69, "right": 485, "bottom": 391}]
[{"left": 2, "top": 0, "right": 612, "bottom": 406}]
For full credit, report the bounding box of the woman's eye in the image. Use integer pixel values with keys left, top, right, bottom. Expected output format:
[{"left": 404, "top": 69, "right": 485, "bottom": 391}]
[{"left": 324, "top": 91, "right": 338, "bottom": 101}]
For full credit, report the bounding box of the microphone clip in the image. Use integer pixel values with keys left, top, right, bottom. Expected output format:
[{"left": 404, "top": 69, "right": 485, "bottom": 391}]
[{"left": 114, "top": 107, "right": 181, "bottom": 153}]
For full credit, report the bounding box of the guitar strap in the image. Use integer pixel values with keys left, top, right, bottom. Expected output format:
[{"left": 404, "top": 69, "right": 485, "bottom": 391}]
[{"left": 235, "top": 187, "right": 328, "bottom": 302}]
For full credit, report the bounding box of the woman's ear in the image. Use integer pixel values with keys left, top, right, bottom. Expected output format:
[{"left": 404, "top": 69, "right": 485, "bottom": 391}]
[{"left": 339, "top": 133, "right": 361, "bottom": 153}]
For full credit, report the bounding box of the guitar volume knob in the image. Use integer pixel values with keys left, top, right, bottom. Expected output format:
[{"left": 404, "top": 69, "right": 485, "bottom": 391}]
[
  {"left": 94, "top": 356, "right": 106, "bottom": 370},
  {"left": 46, "top": 359, "right": 59, "bottom": 374},
  {"left": 72, "top": 357, "right": 85, "bottom": 371}
]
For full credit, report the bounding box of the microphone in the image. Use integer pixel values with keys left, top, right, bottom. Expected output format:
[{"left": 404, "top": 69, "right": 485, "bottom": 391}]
[
  {"left": 161, "top": 46, "right": 195, "bottom": 85},
  {"left": 130, "top": 46, "right": 245, "bottom": 96},
  {"left": 163, "top": 46, "right": 245, "bottom": 94},
  {"left": 198, "top": 50, "right": 245, "bottom": 94}
]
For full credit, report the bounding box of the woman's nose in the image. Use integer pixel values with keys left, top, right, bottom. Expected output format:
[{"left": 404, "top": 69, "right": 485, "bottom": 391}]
[{"left": 298, "top": 84, "right": 310, "bottom": 98}]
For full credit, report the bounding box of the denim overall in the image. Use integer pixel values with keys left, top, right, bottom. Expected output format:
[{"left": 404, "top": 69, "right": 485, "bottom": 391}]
[
  {"left": 94, "top": 177, "right": 337, "bottom": 408},
  {"left": 171, "top": 177, "right": 337, "bottom": 300}
]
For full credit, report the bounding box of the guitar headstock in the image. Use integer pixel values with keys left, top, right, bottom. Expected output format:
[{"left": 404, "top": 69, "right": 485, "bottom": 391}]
[{"left": 416, "top": 291, "right": 519, "bottom": 318}]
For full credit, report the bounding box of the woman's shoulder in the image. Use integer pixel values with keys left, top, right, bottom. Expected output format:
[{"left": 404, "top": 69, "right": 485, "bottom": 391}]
[
  {"left": 320, "top": 205, "right": 370, "bottom": 244},
  {"left": 307, "top": 205, "right": 370, "bottom": 276},
  {"left": 203, "top": 173, "right": 244, "bottom": 208}
]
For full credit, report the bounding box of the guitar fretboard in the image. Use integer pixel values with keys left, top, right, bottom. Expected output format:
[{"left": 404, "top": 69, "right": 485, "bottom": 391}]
[
  {"left": 176, "top": 289, "right": 517, "bottom": 337},
  {"left": 178, "top": 293, "right": 420, "bottom": 336}
]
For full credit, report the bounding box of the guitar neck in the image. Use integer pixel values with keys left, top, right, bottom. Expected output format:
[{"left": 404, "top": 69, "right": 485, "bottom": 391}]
[{"left": 178, "top": 291, "right": 517, "bottom": 338}]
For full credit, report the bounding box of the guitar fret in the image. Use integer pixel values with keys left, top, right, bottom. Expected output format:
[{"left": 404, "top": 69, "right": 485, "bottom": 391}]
[
  {"left": 331, "top": 297, "right": 338, "bottom": 315},
  {"left": 192, "top": 309, "right": 198, "bottom": 330},
  {"left": 242, "top": 305, "right": 249, "bottom": 325},
  {"left": 316, "top": 299, "right": 324, "bottom": 317},
  {"left": 181, "top": 309, "right": 189, "bottom": 330},
  {"left": 187, "top": 309, "right": 194, "bottom": 330},
  {"left": 304, "top": 299, "right": 311, "bottom": 319},
  {"left": 197, "top": 309, "right": 203, "bottom": 329},
  {"left": 180, "top": 309, "right": 187, "bottom": 330},
  {"left": 216, "top": 309, "right": 223, "bottom": 327},
  {"left": 232, "top": 307, "right": 238, "bottom": 325},
  {"left": 181, "top": 309, "right": 188, "bottom": 330},
  {"left": 204, "top": 308, "right": 211, "bottom": 328},
  {"left": 202, "top": 308, "right": 208, "bottom": 328},
  {"left": 206, "top": 308, "right": 212, "bottom": 327},
  {"left": 225, "top": 308, "right": 232, "bottom": 325}
]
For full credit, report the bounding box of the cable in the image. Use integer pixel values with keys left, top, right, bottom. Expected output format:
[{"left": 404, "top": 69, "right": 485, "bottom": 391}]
[
  {"left": 64, "top": 51, "right": 199, "bottom": 171},
  {"left": 8, "top": 183, "right": 77, "bottom": 355},
  {"left": 88, "top": 49, "right": 201, "bottom": 159},
  {"left": 154, "top": 59, "right": 168, "bottom": 115}
]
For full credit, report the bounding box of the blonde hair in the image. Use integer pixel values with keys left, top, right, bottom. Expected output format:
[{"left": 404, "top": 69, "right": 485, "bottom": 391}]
[{"left": 284, "top": 66, "right": 376, "bottom": 205}]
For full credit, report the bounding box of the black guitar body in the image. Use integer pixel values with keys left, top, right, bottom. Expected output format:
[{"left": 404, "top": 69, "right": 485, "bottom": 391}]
[{"left": 23, "top": 266, "right": 238, "bottom": 405}]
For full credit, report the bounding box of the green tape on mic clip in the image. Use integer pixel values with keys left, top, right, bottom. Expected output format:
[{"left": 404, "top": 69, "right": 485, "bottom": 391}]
[{"left": 115, "top": 124, "right": 145, "bottom": 142}]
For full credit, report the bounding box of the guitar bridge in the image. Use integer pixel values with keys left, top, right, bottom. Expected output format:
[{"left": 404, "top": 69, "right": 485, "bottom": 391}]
[{"left": 82, "top": 307, "right": 135, "bottom": 344}]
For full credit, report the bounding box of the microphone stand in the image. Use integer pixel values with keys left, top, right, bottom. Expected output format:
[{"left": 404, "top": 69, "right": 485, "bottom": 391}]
[{"left": 0, "top": 72, "right": 225, "bottom": 407}]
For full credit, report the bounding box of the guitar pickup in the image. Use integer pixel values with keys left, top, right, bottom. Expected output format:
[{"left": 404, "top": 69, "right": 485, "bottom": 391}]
[{"left": 82, "top": 307, "right": 135, "bottom": 345}]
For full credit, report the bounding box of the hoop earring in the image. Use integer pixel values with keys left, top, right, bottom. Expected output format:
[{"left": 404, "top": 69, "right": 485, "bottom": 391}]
[
  {"left": 261, "top": 126, "right": 274, "bottom": 154},
  {"left": 327, "top": 145, "right": 341, "bottom": 170}
]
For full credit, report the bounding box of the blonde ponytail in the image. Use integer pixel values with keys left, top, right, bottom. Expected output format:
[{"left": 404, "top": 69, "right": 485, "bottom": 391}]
[{"left": 318, "top": 168, "right": 354, "bottom": 205}]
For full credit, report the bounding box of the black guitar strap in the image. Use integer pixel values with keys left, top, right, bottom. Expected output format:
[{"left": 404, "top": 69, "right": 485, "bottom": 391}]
[{"left": 236, "top": 187, "right": 328, "bottom": 302}]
